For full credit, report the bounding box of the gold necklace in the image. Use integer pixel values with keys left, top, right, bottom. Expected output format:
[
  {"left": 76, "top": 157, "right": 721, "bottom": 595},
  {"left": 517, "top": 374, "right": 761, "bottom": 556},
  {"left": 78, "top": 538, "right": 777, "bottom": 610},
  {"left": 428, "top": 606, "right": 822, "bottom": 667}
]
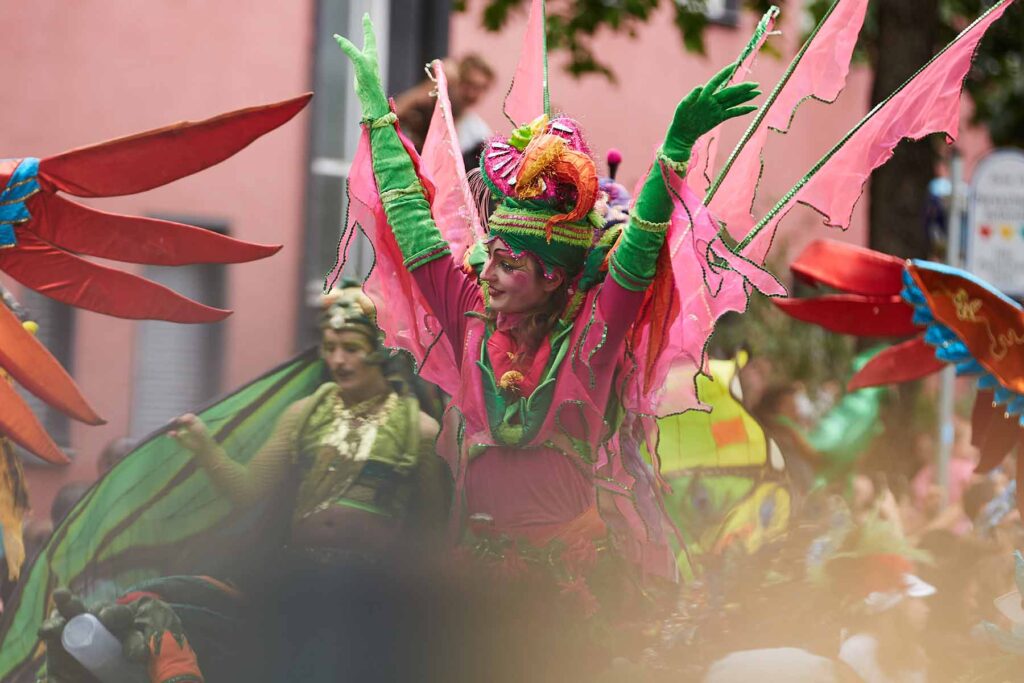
[{"left": 322, "top": 392, "right": 397, "bottom": 460}]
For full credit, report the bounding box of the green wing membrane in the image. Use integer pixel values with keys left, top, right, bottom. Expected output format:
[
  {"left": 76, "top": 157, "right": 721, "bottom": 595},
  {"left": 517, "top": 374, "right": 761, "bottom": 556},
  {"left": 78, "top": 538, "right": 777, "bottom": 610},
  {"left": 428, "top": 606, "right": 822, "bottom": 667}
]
[{"left": 0, "top": 349, "right": 325, "bottom": 682}]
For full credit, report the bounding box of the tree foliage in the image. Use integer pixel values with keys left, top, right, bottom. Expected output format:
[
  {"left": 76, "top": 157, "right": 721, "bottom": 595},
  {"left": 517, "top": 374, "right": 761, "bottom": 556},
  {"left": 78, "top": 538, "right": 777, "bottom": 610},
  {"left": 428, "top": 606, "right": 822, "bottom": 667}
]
[{"left": 458, "top": 0, "right": 1022, "bottom": 145}]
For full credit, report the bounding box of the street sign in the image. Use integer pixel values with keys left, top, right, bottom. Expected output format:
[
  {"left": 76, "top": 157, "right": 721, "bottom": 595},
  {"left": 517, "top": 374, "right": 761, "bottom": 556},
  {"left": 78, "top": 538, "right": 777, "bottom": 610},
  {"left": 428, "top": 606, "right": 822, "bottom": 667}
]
[{"left": 965, "top": 148, "right": 1024, "bottom": 295}]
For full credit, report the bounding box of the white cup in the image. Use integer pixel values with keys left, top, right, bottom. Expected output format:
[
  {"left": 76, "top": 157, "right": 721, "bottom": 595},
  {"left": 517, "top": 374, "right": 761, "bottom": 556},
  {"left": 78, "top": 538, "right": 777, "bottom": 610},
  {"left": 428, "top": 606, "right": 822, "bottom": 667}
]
[{"left": 61, "top": 613, "right": 149, "bottom": 683}]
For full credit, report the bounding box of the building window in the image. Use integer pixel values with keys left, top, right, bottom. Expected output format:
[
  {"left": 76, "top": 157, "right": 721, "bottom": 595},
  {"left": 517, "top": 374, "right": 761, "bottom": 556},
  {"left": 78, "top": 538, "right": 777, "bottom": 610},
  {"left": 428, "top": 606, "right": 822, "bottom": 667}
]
[
  {"left": 299, "top": 0, "right": 391, "bottom": 348},
  {"left": 300, "top": 0, "right": 449, "bottom": 347},
  {"left": 129, "top": 217, "right": 227, "bottom": 439},
  {"left": 705, "top": 0, "right": 740, "bottom": 26}
]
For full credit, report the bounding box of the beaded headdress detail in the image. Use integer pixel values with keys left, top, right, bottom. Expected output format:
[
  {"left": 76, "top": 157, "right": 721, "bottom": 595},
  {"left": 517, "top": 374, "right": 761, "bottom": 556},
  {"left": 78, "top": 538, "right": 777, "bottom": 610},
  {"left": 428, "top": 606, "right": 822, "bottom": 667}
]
[{"left": 479, "top": 115, "right": 601, "bottom": 278}]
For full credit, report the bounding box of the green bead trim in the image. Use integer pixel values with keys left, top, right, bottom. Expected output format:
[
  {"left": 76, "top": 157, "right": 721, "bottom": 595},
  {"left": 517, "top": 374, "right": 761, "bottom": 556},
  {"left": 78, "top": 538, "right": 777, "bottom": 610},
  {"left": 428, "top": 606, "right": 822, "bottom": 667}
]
[
  {"left": 403, "top": 241, "right": 452, "bottom": 271},
  {"left": 329, "top": 497, "right": 393, "bottom": 517},
  {"left": 488, "top": 221, "right": 593, "bottom": 248},
  {"left": 657, "top": 147, "right": 688, "bottom": 176},
  {"left": 628, "top": 215, "right": 670, "bottom": 234},
  {"left": 489, "top": 206, "right": 594, "bottom": 248},
  {"left": 608, "top": 257, "right": 652, "bottom": 292},
  {"left": 476, "top": 320, "right": 575, "bottom": 447},
  {"left": 363, "top": 112, "right": 398, "bottom": 129},
  {"left": 379, "top": 182, "right": 426, "bottom": 206}
]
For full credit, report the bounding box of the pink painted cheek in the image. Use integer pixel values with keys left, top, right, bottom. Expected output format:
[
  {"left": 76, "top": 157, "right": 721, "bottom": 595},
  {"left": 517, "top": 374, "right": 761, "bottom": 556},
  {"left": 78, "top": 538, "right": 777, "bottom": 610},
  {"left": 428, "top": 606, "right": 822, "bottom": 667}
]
[
  {"left": 505, "top": 269, "right": 532, "bottom": 286},
  {"left": 503, "top": 268, "right": 545, "bottom": 300}
]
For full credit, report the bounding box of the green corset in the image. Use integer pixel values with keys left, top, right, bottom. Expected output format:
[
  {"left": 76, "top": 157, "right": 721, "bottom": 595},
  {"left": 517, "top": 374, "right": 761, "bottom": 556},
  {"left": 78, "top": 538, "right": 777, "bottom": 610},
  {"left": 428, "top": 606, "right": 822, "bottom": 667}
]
[{"left": 290, "top": 383, "right": 420, "bottom": 522}]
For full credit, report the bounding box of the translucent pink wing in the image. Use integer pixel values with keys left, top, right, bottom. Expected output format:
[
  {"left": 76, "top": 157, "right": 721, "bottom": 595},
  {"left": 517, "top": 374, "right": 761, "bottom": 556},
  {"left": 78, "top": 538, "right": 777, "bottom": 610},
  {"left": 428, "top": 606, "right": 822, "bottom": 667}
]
[
  {"left": 420, "top": 61, "right": 483, "bottom": 263},
  {"left": 709, "top": 0, "right": 869, "bottom": 240},
  {"left": 335, "top": 130, "right": 460, "bottom": 396},
  {"left": 741, "top": 0, "right": 1013, "bottom": 263}
]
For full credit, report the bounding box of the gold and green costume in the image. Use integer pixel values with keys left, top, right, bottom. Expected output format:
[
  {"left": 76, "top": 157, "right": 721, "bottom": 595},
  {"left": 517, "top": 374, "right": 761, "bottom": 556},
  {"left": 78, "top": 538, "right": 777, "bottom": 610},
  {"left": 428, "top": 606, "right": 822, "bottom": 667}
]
[{"left": 196, "top": 382, "right": 443, "bottom": 540}]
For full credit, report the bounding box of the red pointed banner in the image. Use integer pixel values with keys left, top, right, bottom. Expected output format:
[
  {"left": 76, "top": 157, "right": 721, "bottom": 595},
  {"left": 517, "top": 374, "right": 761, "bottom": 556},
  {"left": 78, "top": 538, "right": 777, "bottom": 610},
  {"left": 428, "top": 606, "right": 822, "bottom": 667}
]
[
  {"left": 39, "top": 93, "right": 312, "bottom": 198},
  {"left": 772, "top": 294, "right": 917, "bottom": 337},
  {"left": 847, "top": 337, "right": 945, "bottom": 391},
  {"left": 971, "top": 391, "right": 1018, "bottom": 474},
  {"left": 790, "top": 239, "right": 906, "bottom": 297},
  {"left": 0, "top": 304, "right": 101, "bottom": 425},
  {"left": 26, "top": 194, "right": 281, "bottom": 266},
  {"left": 503, "top": 0, "right": 547, "bottom": 125},
  {"left": 739, "top": 0, "right": 1014, "bottom": 262},
  {"left": 0, "top": 379, "right": 68, "bottom": 465},
  {"left": 0, "top": 232, "right": 230, "bottom": 323}
]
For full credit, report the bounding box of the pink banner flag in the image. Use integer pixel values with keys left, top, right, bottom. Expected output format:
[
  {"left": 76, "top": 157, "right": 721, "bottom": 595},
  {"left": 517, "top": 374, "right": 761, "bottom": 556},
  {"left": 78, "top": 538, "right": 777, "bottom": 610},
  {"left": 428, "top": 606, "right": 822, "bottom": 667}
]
[
  {"left": 688, "top": 8, "right": 778, "bottom": 196},
  {"left": 622, "top": 149, "right": 784, "bottom": 418},
  {"left": 421, "top": 60, "right": 483, "bottom": 262},
  {"left": 709, "top": 0, "right": 868, "bottom": 240},
  {"left": 741, "top": 0, "right": 1014, "bottom": 263},
  {"left": 328, "top": 131, "right": 459, "bottom": 396},
  {"left": 503, "top": 0, "right": 547, "bottom": 125}
]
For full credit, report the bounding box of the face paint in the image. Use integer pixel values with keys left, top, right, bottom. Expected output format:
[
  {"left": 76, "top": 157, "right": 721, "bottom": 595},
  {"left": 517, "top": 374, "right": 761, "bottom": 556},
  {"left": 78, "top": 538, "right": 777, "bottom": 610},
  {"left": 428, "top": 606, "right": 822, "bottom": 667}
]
[{"left": 479, "top": 243, "right": 561, "bottom": 314}]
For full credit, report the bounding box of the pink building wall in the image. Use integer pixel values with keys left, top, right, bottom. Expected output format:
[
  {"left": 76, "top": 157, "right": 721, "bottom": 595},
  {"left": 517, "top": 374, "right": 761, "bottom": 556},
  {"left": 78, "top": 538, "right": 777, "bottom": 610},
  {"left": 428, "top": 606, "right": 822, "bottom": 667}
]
[{"left": 1, "top": 1, "right": 315, "bottom": 520}]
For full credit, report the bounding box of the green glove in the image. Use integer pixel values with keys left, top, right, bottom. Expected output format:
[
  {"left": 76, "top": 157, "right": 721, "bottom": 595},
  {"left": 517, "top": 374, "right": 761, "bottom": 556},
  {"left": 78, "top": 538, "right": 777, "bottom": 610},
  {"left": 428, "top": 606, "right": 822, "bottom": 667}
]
[
  {"left": 662, "top": 62, "right": 760, "bottom": 162},
  {"left": 334, "top": 14, "right": 449, "bottom": 269},
  {"left": 334, "top": 14, "right": 390, "bottom": 121},
  {"left": 633, "top": 62, "right": 760, "bottom": 224},
  {"left": 611, "top": 63, "right": 758, "bottom": 290}
]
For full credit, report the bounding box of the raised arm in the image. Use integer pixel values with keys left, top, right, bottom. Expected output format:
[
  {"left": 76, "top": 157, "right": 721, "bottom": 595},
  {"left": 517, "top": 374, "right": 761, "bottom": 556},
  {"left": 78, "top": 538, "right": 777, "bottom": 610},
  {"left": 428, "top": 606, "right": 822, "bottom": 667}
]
[
  {"left": 336, "top": 17, "right": 480, "bottom": 346},
  {"left": 171, "top": 401, "right": 305, "bottom": 507},
  {"left": 609, "top": 63, "right": 759, "bottom": 293},
  {"left": 335, "top": 17, "right": 447, "bottom": 270}
]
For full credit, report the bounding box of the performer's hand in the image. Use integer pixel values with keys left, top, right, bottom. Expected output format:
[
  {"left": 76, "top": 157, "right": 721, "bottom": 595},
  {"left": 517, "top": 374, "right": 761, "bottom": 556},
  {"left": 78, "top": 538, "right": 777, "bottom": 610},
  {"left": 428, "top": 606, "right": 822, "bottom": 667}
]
[
  {"left": 38, "top": 590, "right": 140, "bottom": 683},
  {"left": 335, "top": 14, "right": 391, "bottom": 120},
  {"left": 663, "top": 62, "right": 760, "bottom": 162},
  {"left": 633, "top": 63, "right": 759, "bottom": 224},
  {"left": 169, "top": 414, "right": 217, "bottom": 456},
  {"left": 39, "top": 587, "right": 202, "bottom": 683}
]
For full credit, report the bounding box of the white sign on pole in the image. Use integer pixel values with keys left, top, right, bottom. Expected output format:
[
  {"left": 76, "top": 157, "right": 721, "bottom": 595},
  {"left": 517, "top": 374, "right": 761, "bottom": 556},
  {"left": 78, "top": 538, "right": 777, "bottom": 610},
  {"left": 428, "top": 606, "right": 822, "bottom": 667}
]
[{"left": 965, "top": 148, "right": 1024, "bottom": 295}]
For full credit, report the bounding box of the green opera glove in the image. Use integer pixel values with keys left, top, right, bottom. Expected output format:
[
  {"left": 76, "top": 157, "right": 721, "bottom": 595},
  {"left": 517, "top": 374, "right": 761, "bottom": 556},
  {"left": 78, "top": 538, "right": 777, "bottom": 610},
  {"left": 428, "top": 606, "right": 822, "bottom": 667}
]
[
  {"left": 613, "top": 63, "right": 758, "bottom": 290},
  {"left": 633, "top": 62, "right": 760, "bottom": 224},
  {"left": 334, "top": 14, "right": 390, "bottom": 122},
  {"left": 335, "top": 15, "right": 447, "bottom": 268}
]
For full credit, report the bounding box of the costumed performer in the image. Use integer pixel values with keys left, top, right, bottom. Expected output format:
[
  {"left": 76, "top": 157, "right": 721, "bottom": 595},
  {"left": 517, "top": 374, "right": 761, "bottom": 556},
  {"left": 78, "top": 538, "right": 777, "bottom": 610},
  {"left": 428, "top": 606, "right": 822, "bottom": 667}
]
[
  {"left": 167, "top": 285, "right": 448, "bottom": 680},
  {"left": 29, "top": 288, "right": 451, "bottom": 683},
  {"left": 335, "top": 15, "right": 759, "bottom": 614},
  {"left": 171, "top": 285, "right": 447, "bottom": 561}
]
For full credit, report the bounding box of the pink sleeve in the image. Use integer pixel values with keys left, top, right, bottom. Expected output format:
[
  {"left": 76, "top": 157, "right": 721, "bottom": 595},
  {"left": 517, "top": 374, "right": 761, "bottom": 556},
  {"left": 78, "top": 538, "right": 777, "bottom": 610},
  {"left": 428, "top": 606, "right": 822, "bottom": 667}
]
[
  {"left": 593, "top": 277, "right": 646, "bottom": 361},
  {"left": 411, "top": 257, "right": 483, "bottom": 360}
]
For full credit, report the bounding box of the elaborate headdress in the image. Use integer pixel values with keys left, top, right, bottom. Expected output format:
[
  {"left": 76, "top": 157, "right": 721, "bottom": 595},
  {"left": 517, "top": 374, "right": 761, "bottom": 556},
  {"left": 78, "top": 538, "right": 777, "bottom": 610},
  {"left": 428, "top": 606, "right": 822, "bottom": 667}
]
[
  {"left": 320, "top": 283, "right": 381, "bottom": 344},
  {"left": 478, "top": 114, "right": 601, "bottom": 280}
]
